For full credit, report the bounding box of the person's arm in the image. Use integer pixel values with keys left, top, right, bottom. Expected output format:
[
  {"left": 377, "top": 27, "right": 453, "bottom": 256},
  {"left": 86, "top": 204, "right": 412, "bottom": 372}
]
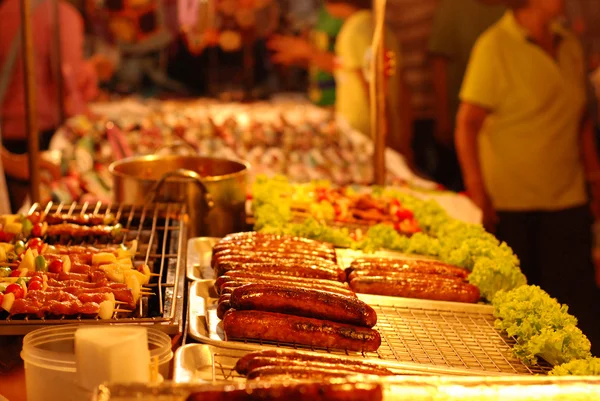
[
  {"left": 581, "top": 116, "right": 600, "bottom": 218},
  {"left": 58, "top": 3, "right": 98, "bottom": 104},
  {"left": 267, "top": 35, "right": 335, "bottom": 71},
  {"left": 455, "top": 102, "right": 497, "bottom": 229},
  {"left": 431, "top": 56, "right": 452, "bottom": 142},
  {"left": 1, "top": 148, "right": 61, "bottom": 182}
]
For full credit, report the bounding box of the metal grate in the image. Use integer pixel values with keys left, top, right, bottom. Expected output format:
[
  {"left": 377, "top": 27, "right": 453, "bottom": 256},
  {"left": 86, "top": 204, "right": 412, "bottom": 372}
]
[
  {"left": 0, "top": 201, "right": 187, "bottom": 334},
  {"left": 370, "top": 303, "right": 552, "bottom": 375}
]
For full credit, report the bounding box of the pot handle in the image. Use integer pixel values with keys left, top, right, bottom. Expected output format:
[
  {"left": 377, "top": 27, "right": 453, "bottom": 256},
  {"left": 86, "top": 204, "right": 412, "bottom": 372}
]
[
  {"left": 146, "top": 168, "right": 215, "bottom": 208},
  {"left": 154, "top": 141, "right": 197, "bottom": 155}
]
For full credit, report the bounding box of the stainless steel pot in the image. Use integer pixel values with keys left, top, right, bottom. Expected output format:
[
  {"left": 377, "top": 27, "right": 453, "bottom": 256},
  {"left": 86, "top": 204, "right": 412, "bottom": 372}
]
[{"left": 109, "top": 153, "right": 250, "bottom": 238}]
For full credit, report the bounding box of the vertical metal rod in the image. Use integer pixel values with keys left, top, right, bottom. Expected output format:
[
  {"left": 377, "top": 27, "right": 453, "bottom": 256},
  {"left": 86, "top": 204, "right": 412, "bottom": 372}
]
[
  {"left": 371, "top": 0, "right": 387, "bottom": 185},
  {"left": 21, "top": 0, "right": 40, "bottom": 203},
  {"left": 51, "top": 0, "right": 65, "bottom": 124}
]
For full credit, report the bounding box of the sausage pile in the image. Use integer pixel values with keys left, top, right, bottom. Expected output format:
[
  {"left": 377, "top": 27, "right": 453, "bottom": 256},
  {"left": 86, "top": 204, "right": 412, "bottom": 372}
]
[
  {"left": 345, "top": 258, "right": 481, "bottom": 304},
  {"left": 212, "top": 232, "right": 381, "bottom": 352}
]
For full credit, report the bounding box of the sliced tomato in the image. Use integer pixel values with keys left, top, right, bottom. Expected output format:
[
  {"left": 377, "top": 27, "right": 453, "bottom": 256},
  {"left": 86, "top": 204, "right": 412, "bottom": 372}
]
[
  {"left": 9, "top": 269, "right": 21, "bottom": 277},
  {"left": 395, "top": 208, "right": 414, "bottom": 221}
]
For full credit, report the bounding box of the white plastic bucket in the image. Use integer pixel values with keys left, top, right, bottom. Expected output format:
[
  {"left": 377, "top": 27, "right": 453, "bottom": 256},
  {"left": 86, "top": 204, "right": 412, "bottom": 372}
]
[{"left": 21, "top": 325, "right": 173, "bottom": 401}]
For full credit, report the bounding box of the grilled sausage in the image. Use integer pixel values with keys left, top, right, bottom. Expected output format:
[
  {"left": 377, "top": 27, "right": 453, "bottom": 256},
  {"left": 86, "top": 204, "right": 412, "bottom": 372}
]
[
  {"left": 347, "top": 268, "right": 470, "bottom": 282},
  {"left": 219, "top": 232, "right": 335, "bottom": 252},
  {"left": 220, "top": 271, "right": 350, "bottom": 290},
  {"left": 242, "top": 356, "right": 393, "bottom": 376},
  {"left": 229, "top": 284, "right": 376, "bottom": 327},
  {"left": 246, "top": 365, "right": 362, "bottom": 380},
  {"left": 215, "top": 275, "right": 356, "bottom": 297},
  {"left": 185, "top": 382, "right": 383, "bottom": 401},
  {"left": 212, "top": 252, "right": 337, "bottom": 270},
  {"left": 213, "top": 243, "right": 336, "bottom": 262},
  {"left": 217, "top": 299, "right": 232, "bottom": 320},
  {"left": 223, "top": 310, "right": 381, "bottom": 352},
  {"left": 215, "top": 260, "right": 345, "bottom": 282},
  {"left": 347, "top": 258, "right": 469, "bottom": 279},
  {"left": 219, "top": 280, "right": 357, "bottom": 298},
  {"left": 349, "top": 274, "right": 480, "bottom": 303},
  {"left": 235, "top": 349, "right": 391, "bottom": 375}
]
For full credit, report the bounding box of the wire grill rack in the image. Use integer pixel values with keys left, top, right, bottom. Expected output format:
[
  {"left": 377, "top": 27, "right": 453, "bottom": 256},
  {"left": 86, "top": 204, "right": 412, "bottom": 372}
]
[
  {"left": 368, "top": 300, "right": 552, "bottom": 375},
  {"left": 0, "top": 201, "right": 187, "bottom": 335}
]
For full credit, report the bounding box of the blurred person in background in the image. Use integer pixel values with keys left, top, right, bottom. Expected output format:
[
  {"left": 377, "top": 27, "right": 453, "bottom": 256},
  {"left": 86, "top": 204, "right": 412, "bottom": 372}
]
[
  {"left": 456, "top": 0, "right": 600, "bottom": 348},
  {"left": 307, "top": 5, "right": 344, "bottom": 107},
  {"left": 267, "top": 0, "right": 414, "bottom": 165},
  {"left": 428, "top": 0, "right": 505, "bottom": 192},
  {"left": 0, "top": 0, "right": 106, "bottom": 212}
]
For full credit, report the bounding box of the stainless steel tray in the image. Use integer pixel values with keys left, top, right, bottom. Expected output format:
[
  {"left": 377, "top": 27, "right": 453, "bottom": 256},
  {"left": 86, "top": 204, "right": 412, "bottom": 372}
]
[
  {"left": 186, "top": 237, "right": 436, "bottom": 281},
  {"left": 95, "top": 375, "right": 600, "bottom": 401},
  {"left": 173, "top": 343, "right": 488, "bottom": 383},
  {"left": 187, "top": 280, "right": 551, "bottom": 376}
]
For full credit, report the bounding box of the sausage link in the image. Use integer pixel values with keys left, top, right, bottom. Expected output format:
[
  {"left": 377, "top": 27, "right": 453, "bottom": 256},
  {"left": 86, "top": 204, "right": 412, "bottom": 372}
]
[
  {"left": 347, "top": 258, "right": 469, "bottom": 279},
  {"left": 229, "top": 284, "right": 376, "bottom": 327},
  {"left": 221, "top": 271, "right": 350, "bottom": 289},
  {"left": 223, "top": 310, "right": 381, "bottom": 352},
  {"left": 185, "top": 382, "right": 383, "bottom": 401},
  {"left": 349, "top": 274, "right": 480, "bottom": 303},
  {"left": 215, "top": 275, "right": 356, "bottom": 297},
  {"left": 246, "top": 365, "right": 361, "bottom": 381},
  {"left": 220, "top": 232, "right": 335, "bottom": 252},
  {"left": 243, "top": 356, "right": 393, "bottom": 376},
  {"left": 213, "top": 242, "right": 336, "bottom": 262},
  {"left": 212, "top": 252, "right": 337, "bottom": 269},
  {"left": 215, "top": 260, "right": 345, "bottom": 282},
  {"left": 235, "top": 349, "right": 390, "bottom": 376},
  {"left": 217, "top": 300, "right": 232, "bottom": 320}
]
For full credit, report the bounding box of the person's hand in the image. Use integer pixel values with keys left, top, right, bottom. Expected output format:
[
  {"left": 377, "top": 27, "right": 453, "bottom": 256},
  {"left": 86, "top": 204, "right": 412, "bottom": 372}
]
[
  {"left": 468, "top": 183, "right": 497, "bottom": 233},
  {"left": 267, "top": 35, "right": 313, "bottom": 66},
  {"left": 40, "top": 152, "right": 62, "bottom": 181}
]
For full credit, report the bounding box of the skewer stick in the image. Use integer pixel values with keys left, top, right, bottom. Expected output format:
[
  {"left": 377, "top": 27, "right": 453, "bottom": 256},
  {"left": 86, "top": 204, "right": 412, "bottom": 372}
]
[
  {"left": 115, "top": 309, "right": 134, "bottom": 313},
  {"left": 371, "top": 0, "right": 388, "bottom": 185}
]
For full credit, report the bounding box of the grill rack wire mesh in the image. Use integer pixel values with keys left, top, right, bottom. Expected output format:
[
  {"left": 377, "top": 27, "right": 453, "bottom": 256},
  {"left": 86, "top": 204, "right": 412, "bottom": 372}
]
[{"left": 0, "top": 200, "right": 186, "bottom": 333}]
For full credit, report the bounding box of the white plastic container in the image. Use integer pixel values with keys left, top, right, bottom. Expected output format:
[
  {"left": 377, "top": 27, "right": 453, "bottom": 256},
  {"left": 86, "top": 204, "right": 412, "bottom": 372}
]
[{"left": 21, "top": 325, "right": 173, "bottom": 401}]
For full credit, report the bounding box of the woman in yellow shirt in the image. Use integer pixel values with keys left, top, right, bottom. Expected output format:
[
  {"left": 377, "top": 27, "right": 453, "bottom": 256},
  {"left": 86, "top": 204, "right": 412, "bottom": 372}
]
[
  {"left": 457, "top": 0, "right": 600, "bottom": 350},
  {"left": 267, "top": 0, "right": 413, "bottom": 163}
]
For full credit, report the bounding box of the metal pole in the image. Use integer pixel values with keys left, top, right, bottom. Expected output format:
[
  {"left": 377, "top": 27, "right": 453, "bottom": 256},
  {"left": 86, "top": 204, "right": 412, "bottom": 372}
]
[
  {"left": 51, "top": 0, "right": 65, "bottom": 124},
  {"left": 20, "top": 0, "right": 40, "bottom": 203},
  {"left": 371, "top": 0, "right": 387, "bottom": 185}
]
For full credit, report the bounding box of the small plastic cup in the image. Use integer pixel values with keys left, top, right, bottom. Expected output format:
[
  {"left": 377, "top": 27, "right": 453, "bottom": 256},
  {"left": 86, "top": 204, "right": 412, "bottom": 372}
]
[{"left": 21, "top": 325, "right": 172, "bottom": 401}]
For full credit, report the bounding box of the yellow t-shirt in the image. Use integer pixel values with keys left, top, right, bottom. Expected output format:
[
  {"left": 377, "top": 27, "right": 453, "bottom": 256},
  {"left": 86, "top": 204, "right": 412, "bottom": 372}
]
[
  {"left": 334, "top": 10, "right": 401, "bottom": 139},
  {"left": 460, "top": 11, "right": 587, "bottom": 211}
]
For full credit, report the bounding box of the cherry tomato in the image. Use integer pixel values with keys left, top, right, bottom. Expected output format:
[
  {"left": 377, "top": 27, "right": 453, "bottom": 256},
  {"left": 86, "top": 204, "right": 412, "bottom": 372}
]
[
  {"left": 28, "top": 276, "right": 43, "bottom": 285},
  {"left": 27, "top": 280, "right": 43, "bottom": 291},
  {"left": 31, "top": 223, "right": 44, "bottom": 238},
  {"left": 27, "top": 212, "right": 42, "bottom": 225},
  {"left": 48, "top": 259, "right": 64, "bottom": 274},
  {"left": 395, "top": 208, "right": 414, "bottom": 221},
  {"left": 27, "top": 238, "right": 44, "bottom": 254},
  {"left": 5, "top": 283, "right": 24, "bottom": 299},
  {"left": 9, "top": 269, "right": 22, "bottom": 277},
  {"left": 0, "top": 231, "right": 15, "bottom": 242}
]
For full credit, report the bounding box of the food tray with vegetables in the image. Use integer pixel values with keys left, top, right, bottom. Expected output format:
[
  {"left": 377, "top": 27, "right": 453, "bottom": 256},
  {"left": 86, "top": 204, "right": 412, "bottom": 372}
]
[{"left": 0, "top": 201, "right": 187, "bottom": 335}]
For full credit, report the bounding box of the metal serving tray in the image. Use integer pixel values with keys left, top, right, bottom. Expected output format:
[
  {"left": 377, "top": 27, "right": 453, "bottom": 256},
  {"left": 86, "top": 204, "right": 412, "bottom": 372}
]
[
  {"left": 95, "top": 375, "right": 600, "bottom": 401},
  {"left": 173, "top": 343, "right": 488, "bottom": 383},
  {"left": 187, "top": 280, "right": 551, "bottom": 376},
  {"left": 186, "top": 237, "right": 435, "bottom": 281}
]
